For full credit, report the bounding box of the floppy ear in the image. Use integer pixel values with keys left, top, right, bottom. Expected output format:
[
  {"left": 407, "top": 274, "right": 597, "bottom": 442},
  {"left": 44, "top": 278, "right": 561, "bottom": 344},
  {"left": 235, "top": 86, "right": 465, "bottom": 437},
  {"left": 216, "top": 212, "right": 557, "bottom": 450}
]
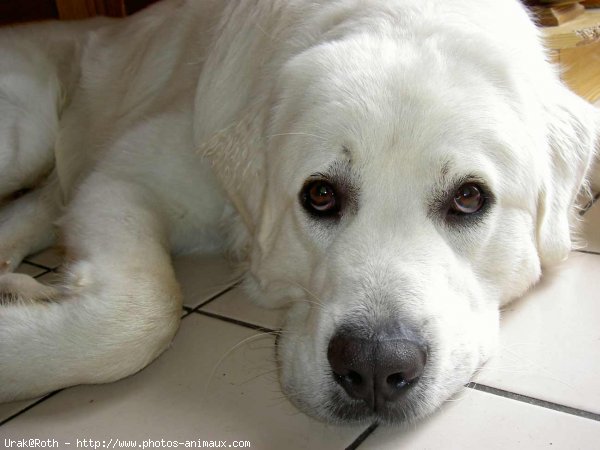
[
  {"left": 537, "top": 87, "right": 598, "bottom": 266},
  {"left": 198, "top": 105, "right": 268, "bottom": 237},
  {"left": 198, "top": 105, "right": 293, "bottom": 305}
]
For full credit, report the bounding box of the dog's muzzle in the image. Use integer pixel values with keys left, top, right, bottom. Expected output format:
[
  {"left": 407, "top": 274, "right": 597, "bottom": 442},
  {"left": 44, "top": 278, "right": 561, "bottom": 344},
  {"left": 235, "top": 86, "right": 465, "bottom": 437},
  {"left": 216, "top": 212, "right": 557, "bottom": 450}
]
[{"left": 327, "top": 321, "right": 427, "bottom": 415}]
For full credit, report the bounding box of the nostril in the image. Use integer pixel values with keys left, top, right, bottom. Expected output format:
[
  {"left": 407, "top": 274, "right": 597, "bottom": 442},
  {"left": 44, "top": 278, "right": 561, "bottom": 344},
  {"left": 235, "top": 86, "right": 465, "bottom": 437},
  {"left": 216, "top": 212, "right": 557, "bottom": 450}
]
[
  {"left": 386, "top": 372, "right": 417, "bottom": 390},
  {"left": 339, "top": 370, "right": 363, "bottom": 386},
  {"left": 386, "top": 372, "right": 406, "bottom": 389},
  {"left": 328, "top": 332, "right": 374, "bottom": 403}
]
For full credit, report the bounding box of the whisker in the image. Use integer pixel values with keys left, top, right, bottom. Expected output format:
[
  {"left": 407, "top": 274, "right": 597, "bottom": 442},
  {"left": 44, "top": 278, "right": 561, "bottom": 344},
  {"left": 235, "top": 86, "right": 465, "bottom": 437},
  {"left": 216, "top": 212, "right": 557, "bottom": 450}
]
[
  {"left": 282, "top": 298, "right": 326, "bottom": 311},
  {"left": 236, "top": 367, "right": 282, "bottom": 386},
  {"left": 267, "top": 132, "right": 328, "bottom": 142},
  {"left": 204, "top": 331, "right": 277, "bottom": 394},
  {"left": 278, "top": 277, "right": 327, "bottom": 310}
]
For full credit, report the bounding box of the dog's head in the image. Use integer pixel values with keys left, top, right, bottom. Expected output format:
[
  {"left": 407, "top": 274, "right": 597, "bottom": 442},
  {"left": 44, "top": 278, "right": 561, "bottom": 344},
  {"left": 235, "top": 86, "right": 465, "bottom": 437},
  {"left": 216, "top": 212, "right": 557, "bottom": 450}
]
[{"left": 200, "top": 4, "right": 598, "bottom": 424}]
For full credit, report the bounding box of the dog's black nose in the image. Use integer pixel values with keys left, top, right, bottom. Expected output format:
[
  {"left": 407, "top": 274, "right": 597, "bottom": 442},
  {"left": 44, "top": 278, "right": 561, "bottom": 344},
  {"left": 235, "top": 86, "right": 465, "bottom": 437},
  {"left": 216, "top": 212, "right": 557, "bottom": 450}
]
[{"left": 327, "top": 324, "right": 427, "bottom": 411}]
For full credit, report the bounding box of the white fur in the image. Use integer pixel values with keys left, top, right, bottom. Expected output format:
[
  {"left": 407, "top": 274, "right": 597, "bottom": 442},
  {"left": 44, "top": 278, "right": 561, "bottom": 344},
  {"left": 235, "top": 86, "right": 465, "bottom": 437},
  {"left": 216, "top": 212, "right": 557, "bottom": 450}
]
[{"left": 0, "top": 0, "right": 597, "bottom": 424}]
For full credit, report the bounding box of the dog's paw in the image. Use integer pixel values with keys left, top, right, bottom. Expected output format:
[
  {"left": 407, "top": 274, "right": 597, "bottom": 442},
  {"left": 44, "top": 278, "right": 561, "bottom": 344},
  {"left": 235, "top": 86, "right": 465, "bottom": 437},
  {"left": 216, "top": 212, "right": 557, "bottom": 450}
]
[{"left": 0, "top": 273, "right": 59, "bottom": 305}]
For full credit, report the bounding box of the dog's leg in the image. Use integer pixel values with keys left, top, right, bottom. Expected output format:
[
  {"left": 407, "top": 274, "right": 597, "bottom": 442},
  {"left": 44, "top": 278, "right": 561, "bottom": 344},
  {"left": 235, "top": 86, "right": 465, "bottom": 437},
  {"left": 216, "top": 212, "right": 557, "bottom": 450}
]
[
  {"left": 0, "top": 173, "right": 60, "bottom": 273},
  {"left": 0, "top": 171, "right": 182, "bottom": 401}
]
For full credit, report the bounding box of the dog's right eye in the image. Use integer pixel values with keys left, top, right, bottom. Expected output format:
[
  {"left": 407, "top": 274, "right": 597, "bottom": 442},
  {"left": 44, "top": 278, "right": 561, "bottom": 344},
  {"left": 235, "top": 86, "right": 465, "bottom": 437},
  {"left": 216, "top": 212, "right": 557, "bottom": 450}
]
[
  {"left": 451, "top": 183, "right": 485, "bottom": 215},
  {"left": 300, "top": 180, "right": 340, "bottom": 217}
]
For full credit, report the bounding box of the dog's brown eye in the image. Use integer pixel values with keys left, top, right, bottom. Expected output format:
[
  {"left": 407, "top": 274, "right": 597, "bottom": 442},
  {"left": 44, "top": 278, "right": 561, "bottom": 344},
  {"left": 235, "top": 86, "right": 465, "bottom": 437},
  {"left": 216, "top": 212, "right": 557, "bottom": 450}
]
[
  {"left": 301, "top": 180, "right": 339, "bottom": 216},
  {"left": 452, "top": 183, "right": 484, "bottom": 214}
]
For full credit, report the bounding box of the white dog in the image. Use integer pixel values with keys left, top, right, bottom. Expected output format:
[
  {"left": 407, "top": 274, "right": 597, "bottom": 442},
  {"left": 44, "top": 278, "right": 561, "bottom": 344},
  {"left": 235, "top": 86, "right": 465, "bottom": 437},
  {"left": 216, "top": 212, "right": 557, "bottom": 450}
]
[{"left": 0, "top": 0, "right": 597, "bottom": 424}]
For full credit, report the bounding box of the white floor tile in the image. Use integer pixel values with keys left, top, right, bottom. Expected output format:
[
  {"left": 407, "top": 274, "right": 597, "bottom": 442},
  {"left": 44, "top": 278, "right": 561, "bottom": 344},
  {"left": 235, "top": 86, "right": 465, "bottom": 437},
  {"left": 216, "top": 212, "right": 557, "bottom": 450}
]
[
  {"left": 174, "top": 254, "right": 243, "bottom": 308},
  {"left": 361, "top": 388, "right": 600, "bottom": 450},
  {"left": 25, "top": 247, "right": 64, "bottom": 270},
  {"left": 1, "top": 314, "right": 364, "bottom": 449},
  {"left": 201, "top": 286, "right": 286, "bottom": 330},
  {"left": 474, "top": 252, "right": 600, "bottom": 414}
]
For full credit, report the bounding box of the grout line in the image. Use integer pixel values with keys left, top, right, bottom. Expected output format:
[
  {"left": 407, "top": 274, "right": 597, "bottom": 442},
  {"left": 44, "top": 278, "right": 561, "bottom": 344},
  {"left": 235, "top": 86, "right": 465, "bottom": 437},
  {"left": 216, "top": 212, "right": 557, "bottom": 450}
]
[
  {"left": 191, "top": 280, "right": 242, "bottom": 311},
  {"left": 574, "top": 249, "right": 600, "bottom": 256},
  {"left": 0, "top": 390, "right": 62, "bottom": 427},
  {"left": 194, "top": 309, "right": 276, "bottom": 334},
  {"left": 466, "top": 383, "right": 600, "bottom": 422},
  {"left": 181, "top": 281, "right": 240, "bottom": 319},
  {"left": 181, "top": 309, "right": 195, "bottom": 319},
  {"left": 33, "top": 269, "right": 51, "bottom": 279},
  {"left": 21, "top": 260, "right": 53, "bottom": 271},
  {"left": 346, "top": 422, "right": 379, "bottom": 450},
  {"left": 181, "top": 306, "right": 192, "bottom": 318}
]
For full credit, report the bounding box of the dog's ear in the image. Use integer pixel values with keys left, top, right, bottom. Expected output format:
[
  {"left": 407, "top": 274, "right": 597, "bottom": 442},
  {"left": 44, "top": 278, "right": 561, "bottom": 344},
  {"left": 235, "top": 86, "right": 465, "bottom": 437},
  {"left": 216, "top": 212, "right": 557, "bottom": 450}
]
[
  {"left": 537, "top": 87, "right": 598, "bottom": 266},
  {"left": 198, "top": 105, "right": 268, "bottom": 236}
]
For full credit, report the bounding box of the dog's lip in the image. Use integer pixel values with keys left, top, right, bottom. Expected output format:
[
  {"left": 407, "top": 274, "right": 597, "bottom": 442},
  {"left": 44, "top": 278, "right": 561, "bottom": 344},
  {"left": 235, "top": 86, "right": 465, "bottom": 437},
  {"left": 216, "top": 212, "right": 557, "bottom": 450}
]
[
  {"left": 323, "top": 379, "right": 426, "bottom": 424},
  {"left": 326, "top": 398, "right": 415, "bottom": 424}
]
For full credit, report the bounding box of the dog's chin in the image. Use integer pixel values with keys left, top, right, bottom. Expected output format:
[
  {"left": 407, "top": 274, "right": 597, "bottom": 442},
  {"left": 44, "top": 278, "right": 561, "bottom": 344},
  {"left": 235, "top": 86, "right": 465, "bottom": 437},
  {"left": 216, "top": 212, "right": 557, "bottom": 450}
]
[
  {"left": 280, "top": 375, "right": 451, "bottom": 426},
  {"left": 324, "top": 389, "right": 427, "bottom": 425}
]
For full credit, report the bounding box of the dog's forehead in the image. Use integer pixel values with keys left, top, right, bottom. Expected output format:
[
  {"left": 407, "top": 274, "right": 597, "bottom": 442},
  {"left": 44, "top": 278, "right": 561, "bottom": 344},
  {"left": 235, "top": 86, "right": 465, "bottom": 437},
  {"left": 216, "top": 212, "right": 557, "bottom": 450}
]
[
  {"left": 279, "top": 42, "right": 522, "bottom": 179},
  {"left": 275, "top": 32, "right": 548, "bottom": 204}
]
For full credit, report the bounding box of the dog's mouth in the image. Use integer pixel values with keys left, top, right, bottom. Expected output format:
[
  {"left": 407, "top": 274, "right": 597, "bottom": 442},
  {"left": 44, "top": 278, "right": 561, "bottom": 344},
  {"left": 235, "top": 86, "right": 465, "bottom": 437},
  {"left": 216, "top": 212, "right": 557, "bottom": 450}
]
[
  {"left": 324, "top": 378, "right": 429, "bottom": 424},
  {"left": 278, "top": 365, "right": 435, "bottom": 425}
]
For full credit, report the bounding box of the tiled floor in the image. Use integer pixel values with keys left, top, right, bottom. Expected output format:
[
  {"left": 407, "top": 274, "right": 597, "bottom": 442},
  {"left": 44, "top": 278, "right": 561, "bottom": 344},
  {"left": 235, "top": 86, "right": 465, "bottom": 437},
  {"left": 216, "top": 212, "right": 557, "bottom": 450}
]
[{"left": 1, "top": 200, "right": 599, "bottom": 449}]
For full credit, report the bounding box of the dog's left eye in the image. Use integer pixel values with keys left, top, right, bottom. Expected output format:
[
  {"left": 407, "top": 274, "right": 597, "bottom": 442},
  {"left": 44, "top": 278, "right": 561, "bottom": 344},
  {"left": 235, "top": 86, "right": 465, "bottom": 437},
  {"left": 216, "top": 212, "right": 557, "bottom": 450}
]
[
  {"left": 451, "top": 183, "right": 485, "bottom": 215},
  {"left": 301, "top": 180, "right": 340, "bottom": 217}
]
